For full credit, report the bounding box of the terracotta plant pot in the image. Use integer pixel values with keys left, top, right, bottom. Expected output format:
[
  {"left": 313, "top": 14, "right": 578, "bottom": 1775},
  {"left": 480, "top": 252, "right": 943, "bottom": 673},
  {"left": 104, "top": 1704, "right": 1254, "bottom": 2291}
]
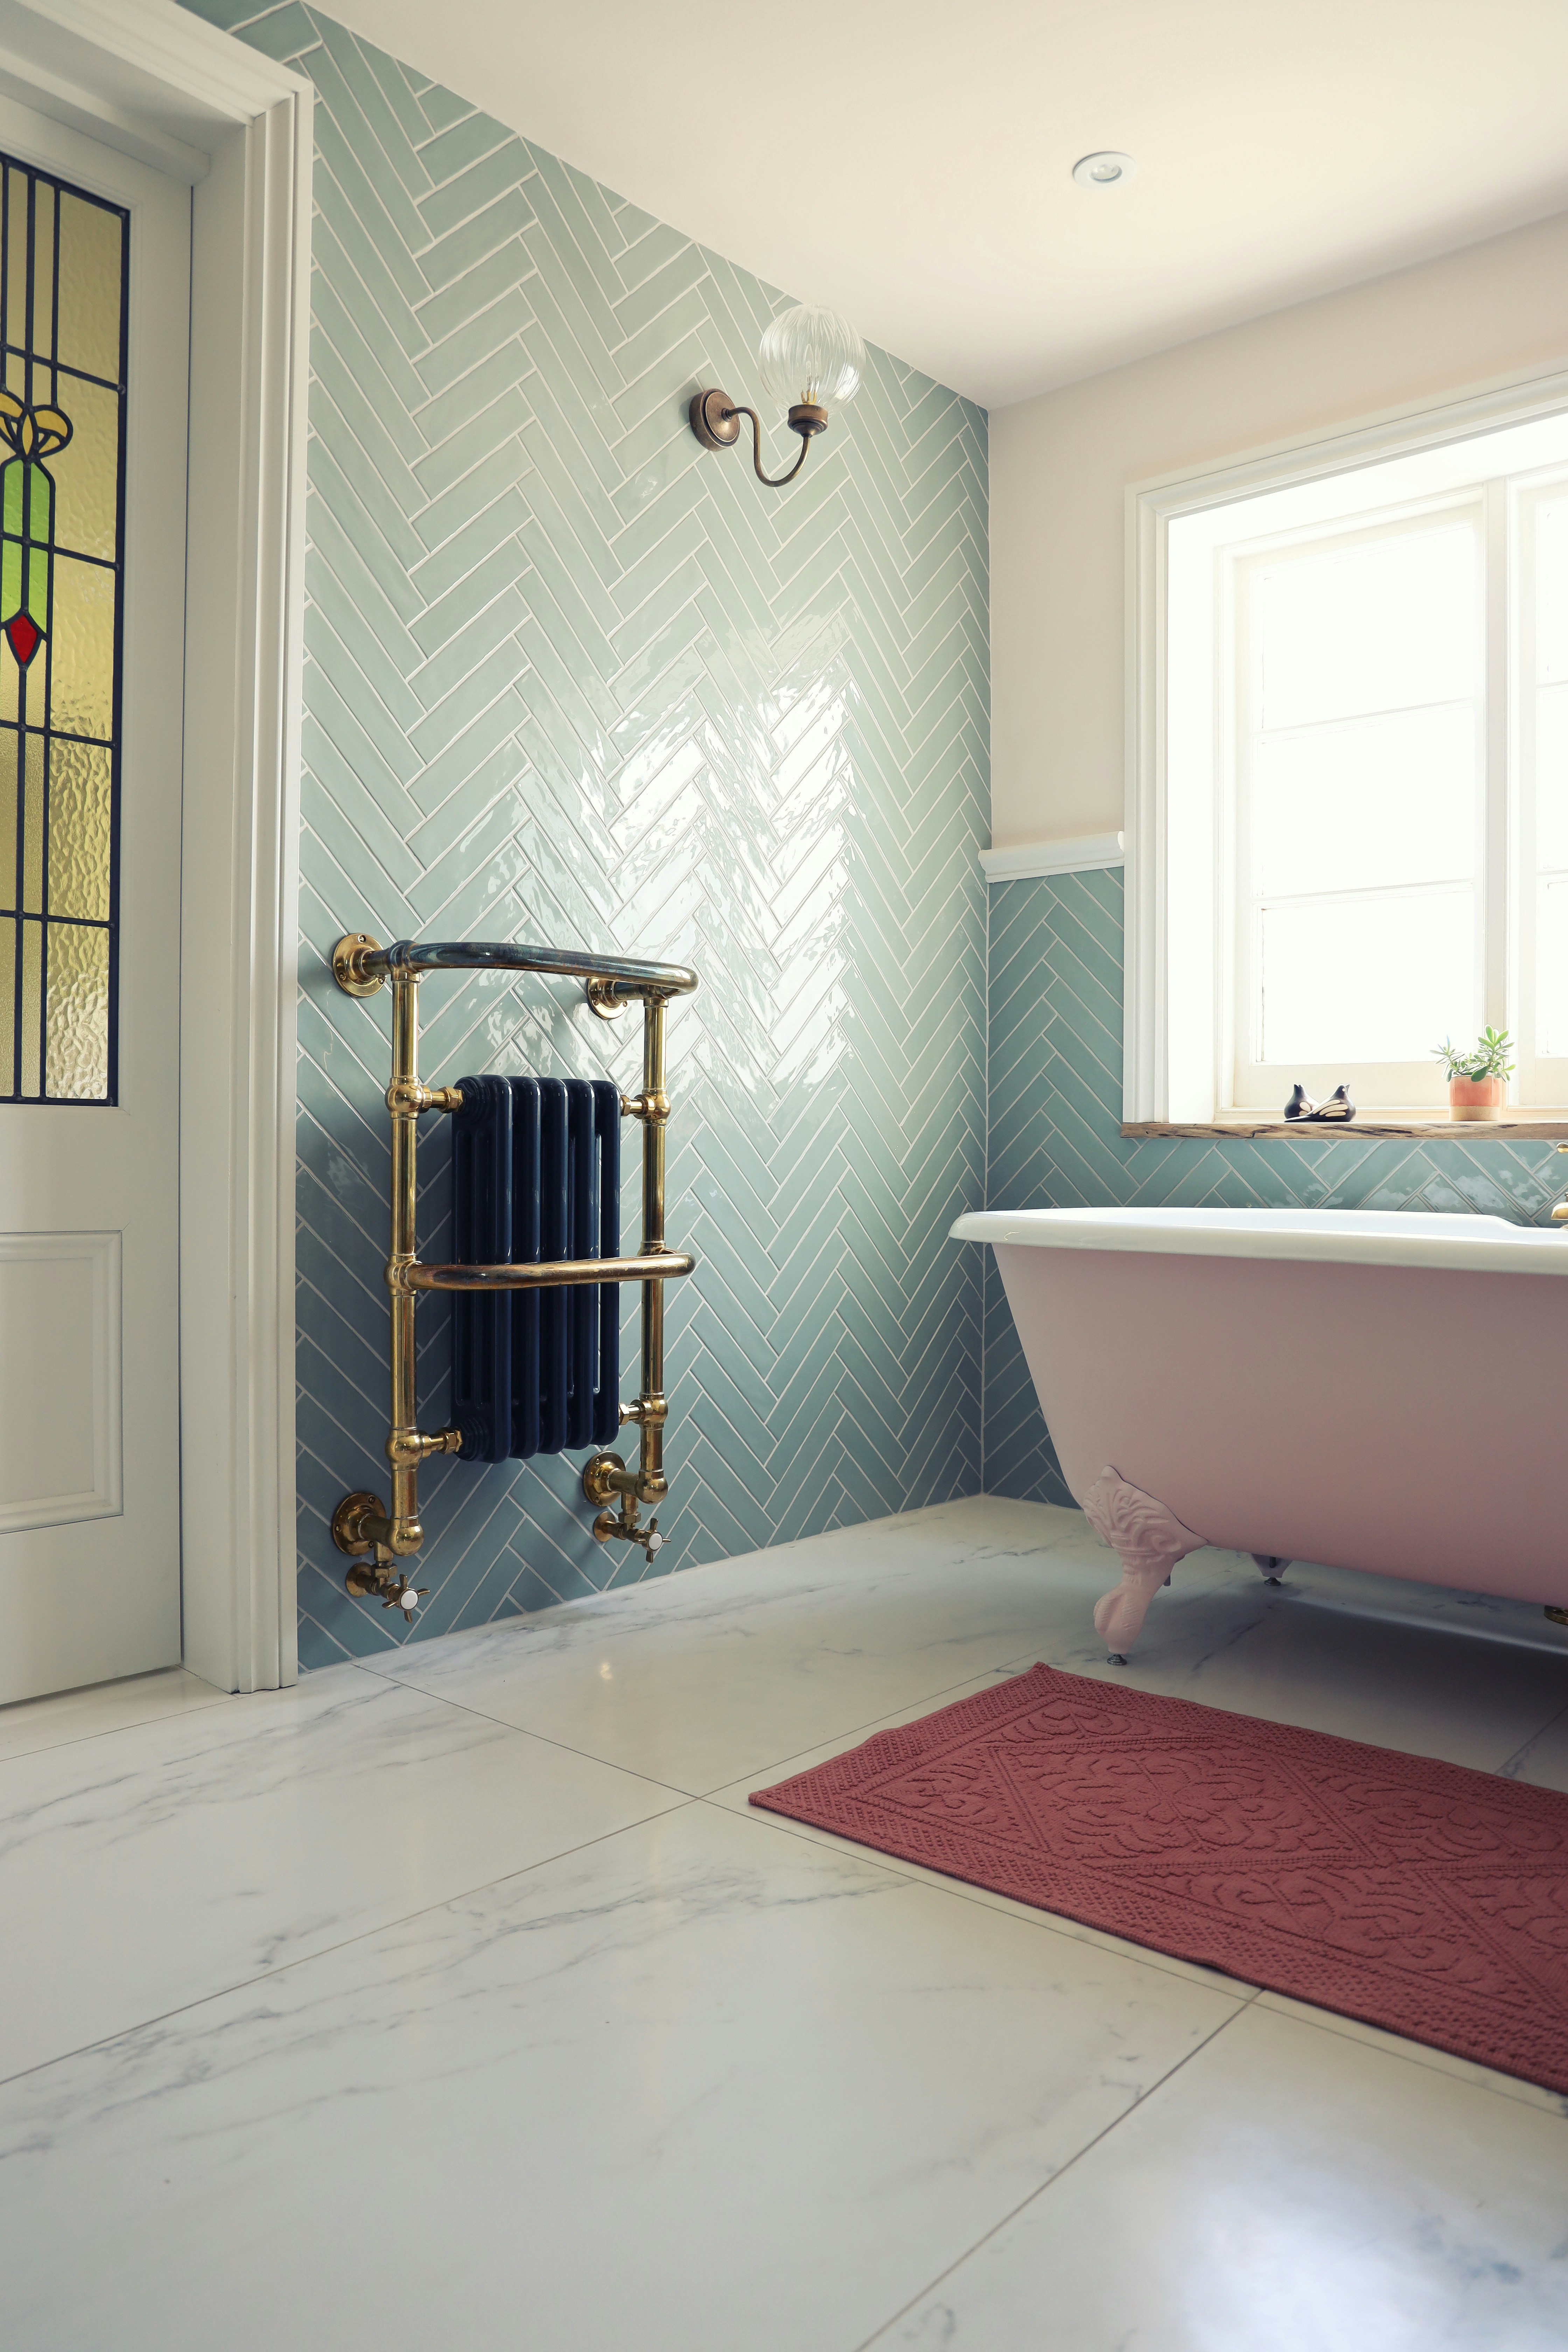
[{"left": 1448, "top": 1075, "right": 1507, "bottom": 1122}]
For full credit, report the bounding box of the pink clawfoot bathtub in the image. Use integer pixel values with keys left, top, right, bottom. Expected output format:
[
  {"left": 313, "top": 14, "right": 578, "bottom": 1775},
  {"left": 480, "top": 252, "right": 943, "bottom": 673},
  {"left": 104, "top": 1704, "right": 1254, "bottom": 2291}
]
[{"left": 952, "top": 1206, "right": 1568, "bottom": 1658}]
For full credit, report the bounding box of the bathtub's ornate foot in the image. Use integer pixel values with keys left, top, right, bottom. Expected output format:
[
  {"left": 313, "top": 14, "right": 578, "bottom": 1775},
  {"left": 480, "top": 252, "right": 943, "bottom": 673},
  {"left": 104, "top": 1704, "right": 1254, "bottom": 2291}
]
[
  {"left": 1082, "top": 1466, "right": 1208, "bottom": 1661},
  {"left": 1252, "top": 1553, "right": 1291, "bottom": 1583}
]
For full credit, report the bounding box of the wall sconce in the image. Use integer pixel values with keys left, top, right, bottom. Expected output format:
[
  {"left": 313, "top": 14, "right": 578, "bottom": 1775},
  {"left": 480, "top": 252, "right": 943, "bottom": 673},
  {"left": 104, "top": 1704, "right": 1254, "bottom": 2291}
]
[{"left": 690, "top": 304, "right": 866, "bottom": 489}]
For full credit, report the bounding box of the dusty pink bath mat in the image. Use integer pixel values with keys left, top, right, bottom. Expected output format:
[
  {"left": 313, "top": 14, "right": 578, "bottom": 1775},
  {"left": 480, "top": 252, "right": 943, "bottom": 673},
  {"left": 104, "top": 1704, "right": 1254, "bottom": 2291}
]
[{"left": 750, "top": 1664, "right": 1568, "bottom": 2094}]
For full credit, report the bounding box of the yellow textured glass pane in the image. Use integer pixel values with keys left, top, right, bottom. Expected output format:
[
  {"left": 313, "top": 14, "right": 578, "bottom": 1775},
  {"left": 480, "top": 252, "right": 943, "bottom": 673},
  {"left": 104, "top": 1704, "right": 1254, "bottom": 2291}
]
[
  {"left": 21, "top": 727, "right": 41, "bottom": 912},
  {"left": 19, "top": 911, "right": 39, "bottom": 1094},
  {"left": 0, "top": 632, "right": 17, "bottom": 727},
  {"left": 0, "top": 916, "right": 13, "bottom": 1094},
  {"left": 30, "top": 178, "right": 54, "bottom": 364},
  {"left": 0, "top": 728, "right": 14, "bottom": 909},
  {"left": 48, "top": 554, "right": 114, "bottom": 740},
  {"left": 52, "top": 376, "right": 117, "bottom": 559},
  {"left": 55, "top": 192, "right": 119, "bottom": 383},
  {"left": 5, "top": 166, "right": 27, "bottom": 358},
  {"left": 44, "top": 919, "right": 107, "bottom": 1098},
  {"left": 48, "top": 737, "right": 111, "bottom": 920}
]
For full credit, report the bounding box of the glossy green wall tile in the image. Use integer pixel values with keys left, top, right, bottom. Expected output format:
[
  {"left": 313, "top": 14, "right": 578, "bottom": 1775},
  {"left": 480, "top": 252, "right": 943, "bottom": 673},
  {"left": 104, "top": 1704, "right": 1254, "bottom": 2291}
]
[{"left": 182, "top": 2, "right": 989, "bottom": 1666}]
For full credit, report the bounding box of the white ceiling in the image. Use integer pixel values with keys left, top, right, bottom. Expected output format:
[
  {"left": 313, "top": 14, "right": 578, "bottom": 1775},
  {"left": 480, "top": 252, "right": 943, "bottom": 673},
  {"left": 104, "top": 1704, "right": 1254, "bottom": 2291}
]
[{"left": 324, "top": 0, "right": 1568, "bottom": 410}]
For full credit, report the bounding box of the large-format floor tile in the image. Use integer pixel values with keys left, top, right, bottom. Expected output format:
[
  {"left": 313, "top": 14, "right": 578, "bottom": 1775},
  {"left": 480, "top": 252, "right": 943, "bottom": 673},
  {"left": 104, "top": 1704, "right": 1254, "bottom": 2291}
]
[
  {"left": 362, "top": 1499, "right": 1100, "bottom": 1792},
  {"left": 1501, "top": 1697, "right": 1568, "bottom": 1793},
  {"left": 0, "top": 1666, "right": 229, "bottom": 1763},
  {"left": 0, "top": 1664, "right": 680, "bottom": 2080},
  {"left": 874, "top": 2003, "right": 1568, "bottom": 2350},
  {"left": 0, "top": 1803, "right": 1246, "bottom": 2352}
]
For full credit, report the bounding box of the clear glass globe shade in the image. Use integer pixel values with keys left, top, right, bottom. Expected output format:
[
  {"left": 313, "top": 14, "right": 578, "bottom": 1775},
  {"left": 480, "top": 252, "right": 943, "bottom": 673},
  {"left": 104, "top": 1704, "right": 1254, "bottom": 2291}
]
[{"left": 757, "top": 305, "right": 865, "bottom": 411}]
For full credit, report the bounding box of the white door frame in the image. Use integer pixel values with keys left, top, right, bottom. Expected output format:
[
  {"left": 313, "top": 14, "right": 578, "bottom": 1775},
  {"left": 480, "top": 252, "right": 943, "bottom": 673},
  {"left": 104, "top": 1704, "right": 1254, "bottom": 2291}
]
[{"left": 0, "top": 0, "right": 310, "bottom": 1689}]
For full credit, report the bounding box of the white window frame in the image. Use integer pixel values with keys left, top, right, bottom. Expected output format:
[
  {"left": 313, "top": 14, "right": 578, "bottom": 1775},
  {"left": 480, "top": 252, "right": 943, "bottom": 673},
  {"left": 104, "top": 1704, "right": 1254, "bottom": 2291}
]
[{"left": 1125, "top": 364, "right": 1568, "bottom": 1124}]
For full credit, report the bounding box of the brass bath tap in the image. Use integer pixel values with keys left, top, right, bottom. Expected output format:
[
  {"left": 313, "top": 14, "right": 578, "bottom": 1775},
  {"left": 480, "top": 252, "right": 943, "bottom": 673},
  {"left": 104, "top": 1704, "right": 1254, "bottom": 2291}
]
[{"left": 1553, "top": 1140, "right": 1568, "bottom": 1223}]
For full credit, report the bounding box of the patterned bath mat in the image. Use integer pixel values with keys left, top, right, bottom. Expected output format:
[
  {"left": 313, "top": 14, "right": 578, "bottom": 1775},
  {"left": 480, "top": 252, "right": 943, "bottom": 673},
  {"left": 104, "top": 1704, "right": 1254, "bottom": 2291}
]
[{"left": 750, "top": 1664, "right": 1568, "bottom": 2094}]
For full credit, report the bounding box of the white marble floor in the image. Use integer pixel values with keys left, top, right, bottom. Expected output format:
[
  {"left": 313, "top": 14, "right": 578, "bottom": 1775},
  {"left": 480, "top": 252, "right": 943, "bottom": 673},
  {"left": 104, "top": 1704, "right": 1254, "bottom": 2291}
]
[{"left": 4, "top": 1498, "right": 1567, "bottom": 2351}]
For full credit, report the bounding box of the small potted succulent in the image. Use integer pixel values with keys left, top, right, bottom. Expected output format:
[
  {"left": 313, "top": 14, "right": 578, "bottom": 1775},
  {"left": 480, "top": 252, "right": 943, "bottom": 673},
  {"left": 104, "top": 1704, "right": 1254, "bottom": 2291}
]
[{"left": 1433, "top": 1027, "right": 1514, "bottom": 1120}]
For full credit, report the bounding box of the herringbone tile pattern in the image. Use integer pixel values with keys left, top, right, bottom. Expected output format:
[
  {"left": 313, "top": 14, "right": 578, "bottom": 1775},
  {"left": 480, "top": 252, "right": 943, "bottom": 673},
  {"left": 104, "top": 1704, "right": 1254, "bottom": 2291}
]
[
  {"left": 982, "top": 868, "right": 1568, "bottom": 1501},
  {"left": 190, "top": 2, "right": 989, "bottom": 1668}
]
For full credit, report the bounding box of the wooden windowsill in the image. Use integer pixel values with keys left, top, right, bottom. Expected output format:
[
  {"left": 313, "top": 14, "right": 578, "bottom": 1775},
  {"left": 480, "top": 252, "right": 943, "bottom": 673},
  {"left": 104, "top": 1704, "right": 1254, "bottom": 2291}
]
[{"left": 1123, "top": 1108, "right": 1568, "bottom": 1140}]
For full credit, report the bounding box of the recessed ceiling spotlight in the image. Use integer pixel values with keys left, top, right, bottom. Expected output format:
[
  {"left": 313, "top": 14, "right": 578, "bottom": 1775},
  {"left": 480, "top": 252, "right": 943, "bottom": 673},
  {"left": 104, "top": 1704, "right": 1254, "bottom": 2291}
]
[{"left": 1072, "top": 151, "right": 1136, "bottom": 188}]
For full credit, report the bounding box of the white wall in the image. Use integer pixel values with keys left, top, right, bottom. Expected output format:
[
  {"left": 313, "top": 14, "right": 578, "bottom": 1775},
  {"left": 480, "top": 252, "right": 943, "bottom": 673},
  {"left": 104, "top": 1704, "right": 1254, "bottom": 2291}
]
[{"left": 990, "top": 208, "right": 1568, "bottom": 849}]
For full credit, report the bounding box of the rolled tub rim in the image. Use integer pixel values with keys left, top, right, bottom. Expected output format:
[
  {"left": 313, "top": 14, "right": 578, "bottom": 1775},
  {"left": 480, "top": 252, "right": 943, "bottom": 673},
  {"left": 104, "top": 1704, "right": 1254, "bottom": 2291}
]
[{"left": 949, "top": 1204, "right": 1568, "bottom": 1279}]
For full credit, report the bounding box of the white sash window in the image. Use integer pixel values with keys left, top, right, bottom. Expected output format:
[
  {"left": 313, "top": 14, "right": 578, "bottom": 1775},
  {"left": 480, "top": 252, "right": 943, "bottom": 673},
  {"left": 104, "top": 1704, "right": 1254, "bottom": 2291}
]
[{"left": 1127, "top": 382, "right": 1568, "bottom": 1121}]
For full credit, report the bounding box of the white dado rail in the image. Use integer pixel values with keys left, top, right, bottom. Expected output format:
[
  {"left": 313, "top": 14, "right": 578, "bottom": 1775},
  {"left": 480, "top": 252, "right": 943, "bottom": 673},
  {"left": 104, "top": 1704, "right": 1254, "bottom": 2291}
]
[{"left": 978, "top": 832, "right": 1125, "bottom": 882}]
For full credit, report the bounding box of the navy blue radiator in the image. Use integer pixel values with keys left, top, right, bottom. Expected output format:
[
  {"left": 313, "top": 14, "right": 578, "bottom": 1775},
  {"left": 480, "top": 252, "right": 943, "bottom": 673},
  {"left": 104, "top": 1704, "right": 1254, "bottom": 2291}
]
[{"left": 449, "top": 1076, "right": 621, "bottom": 1463}]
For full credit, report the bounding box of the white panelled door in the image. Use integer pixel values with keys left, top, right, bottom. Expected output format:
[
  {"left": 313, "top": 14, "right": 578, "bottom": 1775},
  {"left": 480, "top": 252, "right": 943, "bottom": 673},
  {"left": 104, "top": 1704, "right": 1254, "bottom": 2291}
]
[{"left": 0, "top": 98, "right": 188, "bottom": 1703}]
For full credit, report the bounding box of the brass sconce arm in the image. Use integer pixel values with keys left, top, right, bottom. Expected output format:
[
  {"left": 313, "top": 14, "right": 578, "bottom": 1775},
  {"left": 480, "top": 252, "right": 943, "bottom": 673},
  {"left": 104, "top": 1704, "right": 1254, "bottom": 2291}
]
[{"left": 689, "top": 388, "right": 827, "bottom": 487}]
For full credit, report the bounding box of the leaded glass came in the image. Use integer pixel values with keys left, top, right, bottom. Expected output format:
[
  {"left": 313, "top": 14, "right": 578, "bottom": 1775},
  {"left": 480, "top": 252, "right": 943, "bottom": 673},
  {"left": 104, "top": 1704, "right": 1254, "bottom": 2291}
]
[{"left": 0, "top": 156, "right": 126, "bottom": 1104}]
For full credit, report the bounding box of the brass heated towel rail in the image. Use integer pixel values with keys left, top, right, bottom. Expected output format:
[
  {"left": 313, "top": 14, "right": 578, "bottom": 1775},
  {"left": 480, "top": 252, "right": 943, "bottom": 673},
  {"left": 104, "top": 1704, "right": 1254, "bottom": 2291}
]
[{"left": 329, "top": 932, "right": 699, "bottom": 1619}]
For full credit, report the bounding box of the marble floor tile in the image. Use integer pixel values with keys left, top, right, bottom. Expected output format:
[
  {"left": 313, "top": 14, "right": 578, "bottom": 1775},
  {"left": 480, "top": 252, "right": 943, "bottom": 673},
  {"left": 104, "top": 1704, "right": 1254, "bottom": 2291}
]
[
  {"left": 0, "top": 1666, "right": 229, "bottom": 1762},
  {"left": 1500, "top": 1697, "right": 1568, "bottom": 1793},
  {"left": 1250, "top": 1991, "right": 1568, "bottom": 2119},
  {"left": 873, "top": 2002, "right": 1568, "bottom": 2351},
  {"left": 0, "top": 1664, "right": 681, "bottom": 2080},
  {"left": 361, "top": 1498, "right": 1106, "bottom": 1793},
  {"left": 0, "top": 1802, "right": 1245, "bottom": 2352}
]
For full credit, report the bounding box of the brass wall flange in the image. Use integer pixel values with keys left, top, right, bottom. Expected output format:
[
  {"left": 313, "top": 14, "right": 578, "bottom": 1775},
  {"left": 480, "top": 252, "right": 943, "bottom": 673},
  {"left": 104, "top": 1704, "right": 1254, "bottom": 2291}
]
[
  {"left": 586, "top": 975, "right": 628, "bottom": 1020},
  {"left": 332, "top": 933, "right": 385, "bottom": 996},
  {"left": 331, "top": 1490, "right": 384, "bottom": 1557},
  {"left": 582, "top": 1451, "right": 626, "bottom": 1509}
]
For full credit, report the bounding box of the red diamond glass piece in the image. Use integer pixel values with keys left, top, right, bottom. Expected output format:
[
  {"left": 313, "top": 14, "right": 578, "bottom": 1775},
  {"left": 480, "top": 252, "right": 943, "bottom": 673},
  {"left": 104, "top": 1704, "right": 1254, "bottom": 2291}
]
[{"left": 5, "top": 612, "right": 40, "bottom": 666}]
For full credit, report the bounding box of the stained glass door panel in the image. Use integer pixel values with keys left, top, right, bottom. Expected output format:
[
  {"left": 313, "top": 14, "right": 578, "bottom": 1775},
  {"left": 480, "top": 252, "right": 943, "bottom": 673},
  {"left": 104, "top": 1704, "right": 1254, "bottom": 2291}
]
[
  {"left": 0, "top": 94, "right": 186, "bottom": 1707},
  {"left": 0, "top": 155, "right": 125, "bottom": 1103}
]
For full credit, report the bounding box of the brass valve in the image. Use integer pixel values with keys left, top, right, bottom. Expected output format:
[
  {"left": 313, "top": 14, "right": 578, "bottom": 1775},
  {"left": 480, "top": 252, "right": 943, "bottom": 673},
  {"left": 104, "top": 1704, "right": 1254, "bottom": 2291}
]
[
  {"left": 1553, "top": 1141, "right": 1568, "bottom": 1223},
  {"left": 583, "top": 1450, "right": 666, "bottom": 1563}
]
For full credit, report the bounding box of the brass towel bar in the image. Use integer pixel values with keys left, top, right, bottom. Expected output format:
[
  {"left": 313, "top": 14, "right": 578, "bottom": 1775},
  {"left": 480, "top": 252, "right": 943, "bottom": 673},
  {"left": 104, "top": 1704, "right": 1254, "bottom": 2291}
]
[{"left": 328, "top": 930, "right": 699, "bottom": 1621}]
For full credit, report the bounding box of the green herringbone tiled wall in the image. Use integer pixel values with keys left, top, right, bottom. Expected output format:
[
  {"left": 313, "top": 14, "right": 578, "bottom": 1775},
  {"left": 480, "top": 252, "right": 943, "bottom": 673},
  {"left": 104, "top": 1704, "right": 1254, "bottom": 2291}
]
[
  {"left": 982, "top": 867, "right": 1568, "bottom": 1502},
  {"left": 185, "top": 2, "right": 989, "bottom": 1667}
]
